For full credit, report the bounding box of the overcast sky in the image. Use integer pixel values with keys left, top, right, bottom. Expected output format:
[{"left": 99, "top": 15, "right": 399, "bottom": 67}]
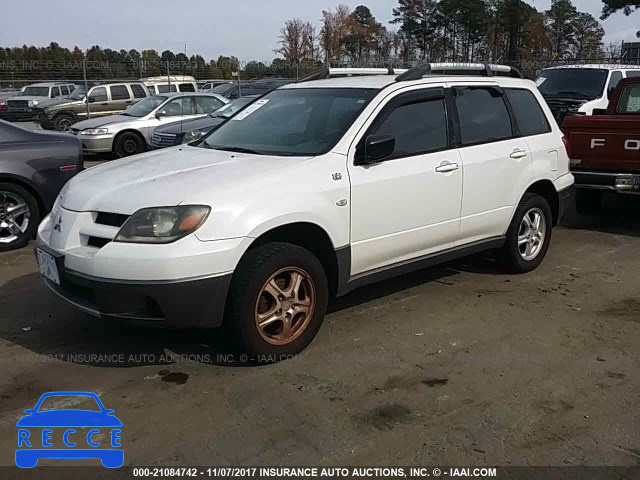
[{"left": 1, "top": 0, "right": 637, "bottom": 60}]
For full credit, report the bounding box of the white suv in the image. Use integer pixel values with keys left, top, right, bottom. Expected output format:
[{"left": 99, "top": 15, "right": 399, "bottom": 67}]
[{"left": 35, "top": 64, "right": 574, "bottom": 360}]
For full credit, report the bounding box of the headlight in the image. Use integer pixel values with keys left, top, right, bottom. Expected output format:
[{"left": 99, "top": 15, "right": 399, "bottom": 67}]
[
  {"left": 181, "top": 130, "right": 204, "bottom": 144},
  {"left": 82, "top": 128, "right": 109, "bottom": 135},
  {"left": 114, "top": 205, "right": 210, "bottom": 244},
  {"left": 31, "top": 100, "right": 39, "bottom": 107}
]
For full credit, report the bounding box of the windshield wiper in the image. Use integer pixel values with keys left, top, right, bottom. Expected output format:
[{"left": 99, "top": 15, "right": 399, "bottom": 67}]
[
  {"left": 212, "top": 146, "right": 264, "bottom": 155},
  {"left": 547, "top": 91, "right": 591, "bottom": 99}
]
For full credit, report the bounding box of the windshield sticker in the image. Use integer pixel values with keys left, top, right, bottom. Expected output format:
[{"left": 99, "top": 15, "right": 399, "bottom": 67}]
[
  {"left": 232, "top": 99, "right": 270, "bottom": 121},
  {"left": 535, "top": 77, "right": 547, "bottom": 87}
]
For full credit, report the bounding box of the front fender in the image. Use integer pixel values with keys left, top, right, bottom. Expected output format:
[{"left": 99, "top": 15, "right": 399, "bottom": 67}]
[{"left": 194, "top": 154, "right": 351, "bottom": 249}]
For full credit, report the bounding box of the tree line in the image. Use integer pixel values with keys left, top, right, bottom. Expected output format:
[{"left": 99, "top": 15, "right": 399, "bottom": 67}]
[{"left": 0, "top": 0, "right": 638, "bottom": 86}]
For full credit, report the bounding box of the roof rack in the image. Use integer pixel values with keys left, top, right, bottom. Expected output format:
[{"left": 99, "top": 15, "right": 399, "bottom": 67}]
[
  {"left": 296, "top": 67, "right": 402, "bottom": 83},
  {"left": 396, "top": 63, "right": 524, "bottom": 81}
]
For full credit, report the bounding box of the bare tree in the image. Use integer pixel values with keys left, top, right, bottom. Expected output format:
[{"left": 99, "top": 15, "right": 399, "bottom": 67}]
[
  {"left": 321, "top": 5, "right": 352, "bottom": 65},
  {"left": 275, "top": 18, "right": 318, "bottom": 77}
]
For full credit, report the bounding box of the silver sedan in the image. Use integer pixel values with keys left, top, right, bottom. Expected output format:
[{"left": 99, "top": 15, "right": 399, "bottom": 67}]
[{"left": 71, "top": 92, "right": 229, "bottom": 158}]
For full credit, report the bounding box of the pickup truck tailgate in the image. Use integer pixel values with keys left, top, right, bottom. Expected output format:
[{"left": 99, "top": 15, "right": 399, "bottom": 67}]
[{"left": 563, "top": 116, "right": 640, "bottom": 172}]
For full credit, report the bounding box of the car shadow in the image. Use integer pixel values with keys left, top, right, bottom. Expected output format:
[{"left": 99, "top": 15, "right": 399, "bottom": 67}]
[
  {"left": 0, "top": 254, "right": 495, "bottom": 369},
  {"left": 560, "top": 193, "right": 640, "bottom": 237}
]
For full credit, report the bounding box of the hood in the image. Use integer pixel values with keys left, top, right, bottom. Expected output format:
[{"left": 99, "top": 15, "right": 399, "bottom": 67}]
[
  {"left": 39, "top": 97, "right": 83, "bottom": 109},
  {"left": 73, "top": 115, "right": 139, "bottom": 130},
  {"left": 16, "top": 410, "right": 123, "bottom": 428},
  {"left": 155, "top": 116, "right": 226, "bottom": 135},
  {"left": 62, "top": 146, "right": 308, "bottom": 213},
  {"left": 8, "top": 95, "right": 49, "bottom": 102}
]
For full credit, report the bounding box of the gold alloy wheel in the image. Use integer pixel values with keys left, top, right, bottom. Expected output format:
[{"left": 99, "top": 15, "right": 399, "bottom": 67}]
[{"left": 255, "top": 267, "right": 316, "bottom": 346}]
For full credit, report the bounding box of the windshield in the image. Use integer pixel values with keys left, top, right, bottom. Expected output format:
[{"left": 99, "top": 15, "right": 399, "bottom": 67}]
[
  {"left": 69, "top": 86, "right": 86, "bottom": 100},
  {"left": 122, "top": 95, "right": 168, "bottom": 117},
  {"left": 22, "top": 86, "right": 49, "bottom": 97},
  {"left": 202, "top": 87, "right": 377, "bottom": 156},
  {"left": 211, "top": 97, "right": 254, "bottom": 118},
  {"left": 211, "top": 84, "right": 236, "bottom": 96},
  {"left": 536, "top": 68, "right": 608, "bottom": 100}
]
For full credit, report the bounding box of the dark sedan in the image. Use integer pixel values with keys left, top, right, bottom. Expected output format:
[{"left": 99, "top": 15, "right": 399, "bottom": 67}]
[
  {"left": 150, "top": 96, "right": 257, "bottom": 149},
  {"left": 0, "top": 120, "right": 82, "bottom": 251}
]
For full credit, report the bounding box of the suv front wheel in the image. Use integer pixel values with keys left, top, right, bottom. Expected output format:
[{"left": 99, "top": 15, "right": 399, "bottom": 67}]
[
  {"left": 53, "top": 113, "right": 75, "bottom": 132},
  {"left": 226, "top": 242, "right": 329, "bottom": 361},
  {"left": 498, "top": 193, "right": 553, "bottom": 273}
]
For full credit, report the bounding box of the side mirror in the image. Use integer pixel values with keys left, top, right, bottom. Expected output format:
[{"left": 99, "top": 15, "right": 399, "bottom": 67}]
[
  {"left": 359, "top": 134, "right": 395, "bottom": 164},
  {"left": 155, "top": 110, "right": 167, "bottom": 119},
  {"left": 607, "top": 87, "right": 615, "bottom": 99},
  {"left": 24, "top": 409, "right": 34, "bottom": 414},
  {"left": 87, "top": 96, "right": 96, "bottom": 103},
  {"left": 592, "top": 108, "right": 607, "bottom": 115}
]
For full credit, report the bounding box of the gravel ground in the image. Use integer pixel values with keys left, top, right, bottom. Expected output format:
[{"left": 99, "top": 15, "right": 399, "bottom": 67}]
[{"left": 0, "top": 180, "right": 638, "bottom": 469}]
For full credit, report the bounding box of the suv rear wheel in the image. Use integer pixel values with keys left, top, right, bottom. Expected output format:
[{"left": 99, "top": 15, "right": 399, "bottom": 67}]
[
  {"left": 0, "top": 183, "right": 39, "bottom": 252},
  {"left": 53, "top": 113, "right": 75, "bottom": 132},
  {"left": 498, "top": 193, "right": 552, "bottom": 273},
  {"left": 226, "top": 242, "right": 329, "bottom": 362}
]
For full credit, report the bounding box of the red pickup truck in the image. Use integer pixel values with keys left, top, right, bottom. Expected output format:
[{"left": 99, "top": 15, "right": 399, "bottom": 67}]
[{"left": 563, "top": 77, "right": 640, "bottom": 213}]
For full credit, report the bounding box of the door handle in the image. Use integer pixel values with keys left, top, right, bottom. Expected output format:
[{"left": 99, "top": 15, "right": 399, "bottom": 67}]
[
  {"left": 435, "top": 162, "right": 459, "bottom": 173},
  {"left": 510, "top": 149, "right": 528, "bottom": 159}
]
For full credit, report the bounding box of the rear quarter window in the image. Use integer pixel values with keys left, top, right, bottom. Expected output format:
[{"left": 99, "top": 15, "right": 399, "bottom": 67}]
[
  {"left": 505, "top": 88, "right": 551, "bottom": 137},
  {"left": 130, "top": 84, "right": 147, "bottom": 99}
]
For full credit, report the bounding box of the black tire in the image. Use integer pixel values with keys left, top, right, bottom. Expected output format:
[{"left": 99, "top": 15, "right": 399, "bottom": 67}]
[
  {"left": 575, "top": 189, "right": 602, "bottom": 215},
  {"left": 52, "top": 113, "right": 75, "bottom": 132},
  {"left": 497, "top": 193, "right": 553, "bottom": 274},
  {"left": 225, "top": 242, "right": 329, "bottom": 361},
  {"left": 0, "top": 182, "right": 40, "bottom": 252},
  {"left": 113, "top": 132, "right": 145, "bottom": 158}
]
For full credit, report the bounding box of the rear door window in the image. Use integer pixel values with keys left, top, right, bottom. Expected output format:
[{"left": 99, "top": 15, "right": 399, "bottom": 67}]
[
  {"left": 455, "top": 87, "right": 513, "bottom": 146},
  {"left": 110, "top": 85, "right": 130, "bottom": 100},
  {"left": 195, "top": 96, "right": 224, "bottom": 114},
  {"left": 179, "top": 83, "right": 196, "bottom": 92}
]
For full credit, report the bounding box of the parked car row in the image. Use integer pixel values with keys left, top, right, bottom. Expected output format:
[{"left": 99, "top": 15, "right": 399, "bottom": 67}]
[{"left": 70, "top": 92, "right": 230, "bottom": 157}]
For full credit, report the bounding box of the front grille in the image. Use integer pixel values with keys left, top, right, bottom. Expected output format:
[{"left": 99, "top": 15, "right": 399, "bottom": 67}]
[
  {"left": 95, "top": 212, "right": 129, "bottom": 228},
  {"left": 152, "top": 131, "right": 177, "bottom": 147},
  {"left": 8, "top": 100, "right": 29, "bottom": 109}
]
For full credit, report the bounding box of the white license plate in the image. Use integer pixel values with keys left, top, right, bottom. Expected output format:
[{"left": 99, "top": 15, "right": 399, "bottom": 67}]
[{"left": 36, "top": 248, "right": 60, "bottom": 285}]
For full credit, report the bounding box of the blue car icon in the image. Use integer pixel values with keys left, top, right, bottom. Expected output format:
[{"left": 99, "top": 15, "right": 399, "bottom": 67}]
[{"left": 16, "top": 391, "right": 123, "bottom": 468}]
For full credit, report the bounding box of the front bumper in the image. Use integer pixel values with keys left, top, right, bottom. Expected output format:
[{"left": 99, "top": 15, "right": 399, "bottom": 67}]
[
  {"left": 40, "top": 256, "right": 232, "bottom": 328},
  {"left": 5, "top": 109, "right": 39, "bottom": 121},
  {"left": 76, "top": 133, "right": 115, "bottom": 153},
  {"left": 36, "top": 212, "right": 248, "bottom": 328},
  {"left": 572, "top": 170, "right": 640, "bottom": 194}
]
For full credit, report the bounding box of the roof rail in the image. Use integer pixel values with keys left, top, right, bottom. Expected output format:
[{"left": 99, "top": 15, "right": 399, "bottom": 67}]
[
  {"left": 396, "top": 63, "right": 524, "bottom": 82},
  {"left": 296, "top": 67, "right": 403, "bottom": 83}
]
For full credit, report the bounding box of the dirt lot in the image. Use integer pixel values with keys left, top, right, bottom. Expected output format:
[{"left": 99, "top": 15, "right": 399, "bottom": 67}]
[{"left": 0, "top": 192, "right": 638, "bottom": 469}]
